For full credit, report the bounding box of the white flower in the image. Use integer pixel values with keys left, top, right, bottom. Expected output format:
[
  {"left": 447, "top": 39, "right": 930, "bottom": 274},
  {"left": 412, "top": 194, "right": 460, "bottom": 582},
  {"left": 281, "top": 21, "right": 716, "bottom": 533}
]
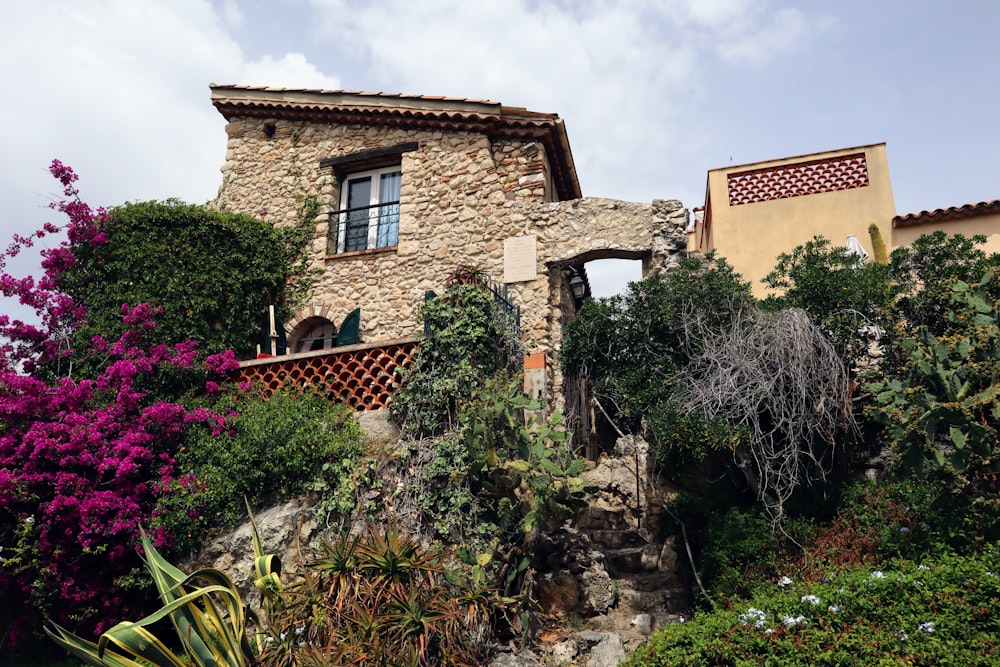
[
  {"left": 782, "top": 615, "right": 806, "bottom": 627},
  {"left": 764, "top": 628, "right": 775, "bottom": 635},
  {"left": 918, "top": 622, "right": 935, "bottom": 634},
  {"left": 801, "top": 594, "right": 821, "bottom": 605},
  {"left": 896, "top": 630, "right": 908, "bottom": 641},
  {"left": 295, "top": 626, "right": 305, "bottom": 636},
  {"left": 918, "top": 564, "right": 930, "bottom": 571},
  {"left": 25, "top": 516, "right": 34, "bottom": 524},
  {"left": 739, "top": 607, "right": 768, "bottom": 628},
  {"left": 871, "top": 570, "right": 885, "bottom": 579},
  {"left": 777, "top": 576, "right": 793, "bottom": 587},
  {"left": 828, "top": 604, "right": 840, "bottom": 613}
]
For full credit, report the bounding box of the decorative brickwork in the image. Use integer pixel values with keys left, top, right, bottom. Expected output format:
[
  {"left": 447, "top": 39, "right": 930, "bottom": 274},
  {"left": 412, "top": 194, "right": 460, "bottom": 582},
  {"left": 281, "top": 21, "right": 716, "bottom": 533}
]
[
  {"left": 237, "top": 339, "right": 417, "bottom": 411},
  {"left": 727, "top": 153, "right": 869, "bottom": 206}
]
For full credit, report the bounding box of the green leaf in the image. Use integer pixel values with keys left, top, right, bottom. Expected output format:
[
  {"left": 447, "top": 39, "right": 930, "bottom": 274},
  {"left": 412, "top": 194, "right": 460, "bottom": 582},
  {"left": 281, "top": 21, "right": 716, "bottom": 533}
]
[{"left": 950, "top": 427, "right": 967, "bottom": 450}]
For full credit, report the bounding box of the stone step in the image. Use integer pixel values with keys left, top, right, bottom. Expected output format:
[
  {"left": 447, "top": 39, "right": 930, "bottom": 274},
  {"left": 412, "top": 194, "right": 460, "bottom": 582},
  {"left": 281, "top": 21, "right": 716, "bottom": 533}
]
[
  {"left": 604, "top": 544, "right": 663, "bottom": 576},
  {"left": 584, "top": 528, "right": 645, "bottom": 549},
  {"left": 576, "top": 505, "right": 635, "bottom": 532},
  {"left": 618, "top": 586, "right": 689, "bottom": 614},
  {"left": 613, "top": 571, "right": 679, "bottom": 593}
]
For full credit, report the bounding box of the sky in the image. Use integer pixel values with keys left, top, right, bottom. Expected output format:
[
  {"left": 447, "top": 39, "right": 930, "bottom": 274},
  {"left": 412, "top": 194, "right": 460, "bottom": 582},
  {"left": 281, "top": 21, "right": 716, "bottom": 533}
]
[{"left": 2, "top": 0, "right": 997, "bottom": 313}]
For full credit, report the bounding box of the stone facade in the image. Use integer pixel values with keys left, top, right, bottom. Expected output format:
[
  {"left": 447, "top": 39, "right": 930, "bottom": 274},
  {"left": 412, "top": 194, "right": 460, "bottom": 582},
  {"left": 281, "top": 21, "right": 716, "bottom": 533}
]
[{"left": 211, "top": 85, "right": 688, "bottom": 410}]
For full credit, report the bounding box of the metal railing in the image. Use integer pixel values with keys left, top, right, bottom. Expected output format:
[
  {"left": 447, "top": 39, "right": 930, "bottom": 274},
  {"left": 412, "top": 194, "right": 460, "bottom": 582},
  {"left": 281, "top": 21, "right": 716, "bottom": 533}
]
[{"left": 328, "top": 200, "right": 400, "bottom": 254}]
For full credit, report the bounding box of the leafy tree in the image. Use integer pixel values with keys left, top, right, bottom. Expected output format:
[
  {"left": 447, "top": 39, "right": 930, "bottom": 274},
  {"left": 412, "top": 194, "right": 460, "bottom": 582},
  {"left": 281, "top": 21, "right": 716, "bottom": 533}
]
[
  {"left": 867, "top": 266, "right": 1000, "bottom": 526},
  {"left": 564, "top": 254, "right": 856, "bottom": 521},
  {"left": 889, "top": 231, "right": 1000, "bottom": 338},
  {"left": 58, "top": 198, "right": 313, "bottom": 366},
  {"left": 560, "top": 254, "right": 753, "bottom": 436},
  {"left": 762, "top": 235, "right": 895, "bottom": 371}
]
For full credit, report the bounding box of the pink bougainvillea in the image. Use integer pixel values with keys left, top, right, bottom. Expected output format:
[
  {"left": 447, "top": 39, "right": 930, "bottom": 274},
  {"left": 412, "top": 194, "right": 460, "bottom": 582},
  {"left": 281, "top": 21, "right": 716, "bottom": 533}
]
[{"left": 0, "top": 162, "right": 236, "bottom": 644}]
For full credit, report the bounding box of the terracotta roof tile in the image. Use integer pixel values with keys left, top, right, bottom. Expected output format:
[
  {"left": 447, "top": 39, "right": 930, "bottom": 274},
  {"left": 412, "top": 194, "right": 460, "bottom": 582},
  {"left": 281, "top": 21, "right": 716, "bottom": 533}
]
[
  {"left": 894, "top": 199, "right": 1000, "bottom": 227},
  {"left": 209, "top": 83, "right": 500, "bottom": 106}
]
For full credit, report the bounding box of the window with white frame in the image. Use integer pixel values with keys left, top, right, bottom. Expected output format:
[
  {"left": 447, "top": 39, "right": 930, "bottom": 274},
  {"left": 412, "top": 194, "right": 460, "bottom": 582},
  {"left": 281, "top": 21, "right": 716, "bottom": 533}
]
[{"left": 332, "top": 166, "right": 401, "bottom": 253}]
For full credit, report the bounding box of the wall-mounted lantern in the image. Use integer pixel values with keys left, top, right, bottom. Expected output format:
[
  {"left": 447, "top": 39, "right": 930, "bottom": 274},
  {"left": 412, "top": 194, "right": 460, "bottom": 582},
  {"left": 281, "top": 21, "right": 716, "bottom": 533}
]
[{"left": 569, "top": 270, "right": 586, "bottom": 301}]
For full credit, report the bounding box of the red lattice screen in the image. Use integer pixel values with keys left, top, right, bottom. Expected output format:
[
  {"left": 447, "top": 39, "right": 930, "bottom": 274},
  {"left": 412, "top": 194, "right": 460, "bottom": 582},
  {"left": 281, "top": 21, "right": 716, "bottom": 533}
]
[
  {"left": 236, "top": 338, "right": 418, "bottom": 410},
  {"left": 727, "top": 153, "right": 869, "bottom": 206}
]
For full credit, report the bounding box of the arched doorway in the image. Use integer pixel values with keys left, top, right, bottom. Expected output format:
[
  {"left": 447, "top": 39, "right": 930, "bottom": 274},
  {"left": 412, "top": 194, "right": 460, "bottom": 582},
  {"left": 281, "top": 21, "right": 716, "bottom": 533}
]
[{"left": 289, "top": 316, "right": 337, "bottom": 353}]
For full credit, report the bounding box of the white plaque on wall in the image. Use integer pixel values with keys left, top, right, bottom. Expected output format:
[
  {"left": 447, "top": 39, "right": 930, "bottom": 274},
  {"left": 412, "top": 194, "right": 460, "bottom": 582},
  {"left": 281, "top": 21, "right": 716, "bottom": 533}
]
[{"left": 504, "top": 235, "right": 537, "bottom": 283}]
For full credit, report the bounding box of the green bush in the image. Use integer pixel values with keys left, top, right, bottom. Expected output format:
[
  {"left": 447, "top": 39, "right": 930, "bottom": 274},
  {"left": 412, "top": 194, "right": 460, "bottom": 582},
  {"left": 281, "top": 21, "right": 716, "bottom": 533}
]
[
  {"left": 155, "top": 388, "right": 363, "bottom": 552},
  {"left": 60, "top": 199, "right": 312, "bottom": 363},
  {"left": 867, "top": 266, "right": 1000, "bottom": 530},
  {"left": 821, "top": 478, "right": 999, "bottom": 565},
  {"left": 664, "top": 497, "right": 810, "bottom": 605},
  {"left": 646, "top": 403, "right": 747, "bottom": 474},
  {"left": 626, "top": 547, "right": 1000, "bottom": 666},
  {"left": 761, "top": 235, "right": 895, "bottom": 371},
  {"left": 560, "top": 254, "right": 753, "bottom": 436},
  {"left": 390, "top": 279, "right": 522, "bottom": 437}
]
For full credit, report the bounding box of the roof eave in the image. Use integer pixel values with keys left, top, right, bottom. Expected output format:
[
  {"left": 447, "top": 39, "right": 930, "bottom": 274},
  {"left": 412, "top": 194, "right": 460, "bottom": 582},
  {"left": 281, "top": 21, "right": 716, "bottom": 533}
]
[
  {"left": 210, "top": 84, "right": 582, "bottom": 201},
  {"left": 894, "top": 199, "right": 1000, "bottom": 228}
]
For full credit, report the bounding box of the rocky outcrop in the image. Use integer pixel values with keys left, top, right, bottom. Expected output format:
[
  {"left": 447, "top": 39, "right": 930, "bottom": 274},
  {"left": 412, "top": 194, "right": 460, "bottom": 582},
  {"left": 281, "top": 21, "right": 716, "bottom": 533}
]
[
  {"left": 181, "top": 495, "right": 322, "bottom": 610},
  {"left": 517, "top": 436, "right": 687, "bottom": 665},
  {"left": 187, "top": 436, "right": 687, "bottom": 667}
]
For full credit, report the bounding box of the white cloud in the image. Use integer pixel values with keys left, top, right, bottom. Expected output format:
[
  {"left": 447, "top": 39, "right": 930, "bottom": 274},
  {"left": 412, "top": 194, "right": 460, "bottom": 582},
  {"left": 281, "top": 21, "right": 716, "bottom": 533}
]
[
  {"left": 303, "top": 0, "right": 828, "bottom": 206},
  {"left": 0, "top": 0, "right": 339, "bottom": 323},
  {"left": 239, "top": 53, "right": 342, "bottom": 89},
  {"left": 0, "top": 0, "right": 834, "bottom": 312},
  {"left": 218, "top": 0, "right": 245, "bottom": 28},
  {"left": 715, "top": 7, "right": 812, "bottom": 65}
]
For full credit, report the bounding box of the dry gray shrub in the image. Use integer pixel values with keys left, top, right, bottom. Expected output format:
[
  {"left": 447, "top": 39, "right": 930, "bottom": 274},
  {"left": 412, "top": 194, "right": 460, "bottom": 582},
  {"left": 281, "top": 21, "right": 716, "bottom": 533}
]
[{"left": 680, "top": 307, "right": 854, "bottom": 521}]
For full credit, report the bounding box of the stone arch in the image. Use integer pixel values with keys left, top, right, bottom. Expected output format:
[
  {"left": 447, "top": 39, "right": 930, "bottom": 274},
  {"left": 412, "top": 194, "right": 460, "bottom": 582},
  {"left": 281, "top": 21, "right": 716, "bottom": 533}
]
[
  {"left": 285, "top": 304, "right": 338, "bottom": 353},
  {"left": 288, "top": 316, "right": 338, "bottom": 353}
]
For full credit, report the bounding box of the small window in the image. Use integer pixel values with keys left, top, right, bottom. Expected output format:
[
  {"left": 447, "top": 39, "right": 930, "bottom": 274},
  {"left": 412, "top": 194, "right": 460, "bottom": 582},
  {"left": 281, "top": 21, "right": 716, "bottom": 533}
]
[{"left": 331, "top": 166, "right": 401, "bottom": 254}]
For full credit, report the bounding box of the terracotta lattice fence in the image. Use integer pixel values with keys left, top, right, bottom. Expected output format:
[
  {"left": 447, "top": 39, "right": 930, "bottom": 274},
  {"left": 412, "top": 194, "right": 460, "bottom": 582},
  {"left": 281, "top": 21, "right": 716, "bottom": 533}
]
[{"left": 236, "top": 337, "right": 418, "bottom": 410}]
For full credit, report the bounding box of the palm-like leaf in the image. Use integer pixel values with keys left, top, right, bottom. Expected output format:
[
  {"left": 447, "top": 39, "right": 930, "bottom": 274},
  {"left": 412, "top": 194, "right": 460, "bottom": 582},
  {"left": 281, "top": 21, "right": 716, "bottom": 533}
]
[{"left": 47, "top": 521, "right": 280, "bottom": 667}]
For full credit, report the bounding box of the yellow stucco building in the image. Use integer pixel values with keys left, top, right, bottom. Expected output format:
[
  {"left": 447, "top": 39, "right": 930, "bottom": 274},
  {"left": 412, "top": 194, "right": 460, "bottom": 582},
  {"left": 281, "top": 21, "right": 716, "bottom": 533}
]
[
  {"left": 893, "top": 199, "right": 1000, "bottom": 255},
  {"left": 690, "top": 143, "right": 999, "bottom": 294},
  {"left": 690, "top": 143, "right": 896, "bottom": 296}
]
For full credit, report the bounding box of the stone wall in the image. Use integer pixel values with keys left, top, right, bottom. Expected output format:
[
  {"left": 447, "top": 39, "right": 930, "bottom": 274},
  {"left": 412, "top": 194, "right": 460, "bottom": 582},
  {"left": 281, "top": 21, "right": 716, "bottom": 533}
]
[{"left": 214, "top": 115, "right": 688, "bottom": 407}]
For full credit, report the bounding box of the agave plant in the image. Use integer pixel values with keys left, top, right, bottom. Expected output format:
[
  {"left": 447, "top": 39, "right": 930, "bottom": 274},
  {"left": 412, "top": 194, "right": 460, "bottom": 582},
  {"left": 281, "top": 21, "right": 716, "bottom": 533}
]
[
  {"left": 46, "top": 508, "right": 279, "bottom": 667},
  {"left": 259, "top": 525, "right": 492, "bottom": 667}
]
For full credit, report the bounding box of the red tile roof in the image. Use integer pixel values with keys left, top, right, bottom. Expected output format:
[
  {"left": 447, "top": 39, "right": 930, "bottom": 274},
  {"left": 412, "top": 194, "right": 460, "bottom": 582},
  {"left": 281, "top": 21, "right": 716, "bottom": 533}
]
[{"left": 894, "top": 199, "right": 1000, "bottom": 227}]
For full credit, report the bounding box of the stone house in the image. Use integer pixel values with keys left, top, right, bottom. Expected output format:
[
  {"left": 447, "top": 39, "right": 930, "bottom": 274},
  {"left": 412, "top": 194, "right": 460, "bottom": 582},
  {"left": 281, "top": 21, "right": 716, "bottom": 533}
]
[{"left": 209, "top": 85, "right": 688, "bottom": 428}]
